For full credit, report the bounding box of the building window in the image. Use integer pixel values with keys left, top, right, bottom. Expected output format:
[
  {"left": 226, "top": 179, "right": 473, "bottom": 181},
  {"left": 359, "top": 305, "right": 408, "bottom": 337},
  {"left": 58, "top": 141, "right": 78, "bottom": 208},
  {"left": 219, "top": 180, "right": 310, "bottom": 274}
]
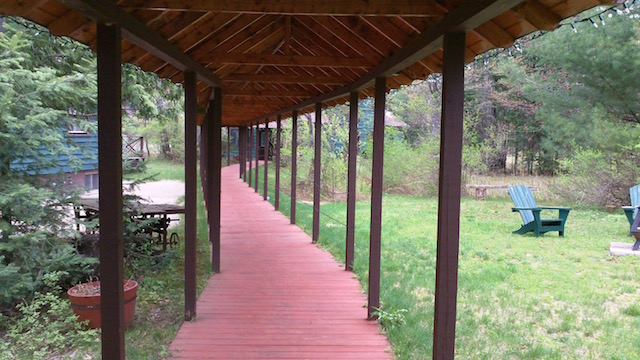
[
  {"left": 84, "top": 173, "right": 99, "bottom": 190},
  {"left": 67, "top": 122, "right": 89, "bottom": 136}
]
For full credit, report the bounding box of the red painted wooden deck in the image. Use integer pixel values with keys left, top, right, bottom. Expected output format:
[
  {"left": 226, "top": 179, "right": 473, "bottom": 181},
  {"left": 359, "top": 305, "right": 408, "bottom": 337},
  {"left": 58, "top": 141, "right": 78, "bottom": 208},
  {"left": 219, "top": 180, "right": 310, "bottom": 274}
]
[{"left": 169, "top": 165, "right": 392, "bottom": 359}]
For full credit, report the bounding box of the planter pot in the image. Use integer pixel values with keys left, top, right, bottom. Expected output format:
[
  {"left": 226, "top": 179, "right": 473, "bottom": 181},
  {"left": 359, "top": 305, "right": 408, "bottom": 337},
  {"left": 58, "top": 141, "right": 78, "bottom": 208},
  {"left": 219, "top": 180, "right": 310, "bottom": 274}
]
[{"left": 68, "top": 280, "right": 138, "bottom": 329}]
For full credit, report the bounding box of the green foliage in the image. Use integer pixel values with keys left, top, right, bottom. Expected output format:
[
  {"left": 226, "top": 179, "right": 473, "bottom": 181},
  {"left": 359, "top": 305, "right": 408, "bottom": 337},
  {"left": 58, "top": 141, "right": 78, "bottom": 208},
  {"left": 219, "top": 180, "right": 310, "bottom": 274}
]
[
  {"left": 373, "top": 307, "right": 408, "bottom": 331},
  {"left": 0, "top": 271, "right": 98, "bottom": 358},
  {"left": 554, "top": 115, "right": 640, "bottom": 207},
  {"left": 382, "top": 131, "right": 439, "bottom": 196},
  {"left": 122, "top": 64, "right": 185, "bottom": 161},
  {"left": 0, "top": 19, "right": 98, "bottom": 307},
  {"left": 622, "top": 304, "right": 640, "bottom": 317}
]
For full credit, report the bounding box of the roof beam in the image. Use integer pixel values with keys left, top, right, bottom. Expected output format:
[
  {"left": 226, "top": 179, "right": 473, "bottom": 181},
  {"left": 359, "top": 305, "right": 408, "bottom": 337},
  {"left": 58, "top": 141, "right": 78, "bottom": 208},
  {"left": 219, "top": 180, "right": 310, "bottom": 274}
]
[
  {"left": 61, "top": 0, "right": 221, "bottom": 87},
  {"left": 511, "top": 0, "right": 562, "bottom": 31},
  {"left": 118, "top": 0, "right": 447, "bottom": 17},
  {"left": 205, "top": 53, "right": 371, "bottom": 68},
  {"left": 224, "top": 88, "right": 315, "bottom": 98},
  {"left": 223, "top": 74, "right": 348, "bottom": 85},
  {"left": 246, "top": 0, "right": 525, "bottom": 124}
]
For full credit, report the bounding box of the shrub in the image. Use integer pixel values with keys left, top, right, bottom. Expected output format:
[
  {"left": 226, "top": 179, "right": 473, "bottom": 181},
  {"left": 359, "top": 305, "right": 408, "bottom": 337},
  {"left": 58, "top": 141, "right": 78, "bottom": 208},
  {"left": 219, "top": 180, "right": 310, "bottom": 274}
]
[
  {"left": 555, "top": 147, "right": 639, "bottom": 208},
  {"left": 382, "top": 133, "right": 440, "bottom": 196},
  {"left": 0, "top": 271, "right": 98, "bottom": 358}
]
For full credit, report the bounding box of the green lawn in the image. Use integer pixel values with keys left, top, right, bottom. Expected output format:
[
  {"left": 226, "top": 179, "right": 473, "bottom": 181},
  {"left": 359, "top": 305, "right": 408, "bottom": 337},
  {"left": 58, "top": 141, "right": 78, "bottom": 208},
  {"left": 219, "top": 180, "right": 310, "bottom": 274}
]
[
  {"left": 252, "top": 165, "right": 640, "bottom": 359},
  {"left": 125, "top": 158, "right": 187, "bottom": 182}
]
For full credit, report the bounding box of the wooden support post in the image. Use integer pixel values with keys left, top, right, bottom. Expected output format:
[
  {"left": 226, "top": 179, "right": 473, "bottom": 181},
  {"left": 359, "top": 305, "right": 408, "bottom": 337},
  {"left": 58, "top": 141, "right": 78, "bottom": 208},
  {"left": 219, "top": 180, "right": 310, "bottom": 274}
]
[
  {"left": 239, "top": 127, "right": 245, "bottom": 179},
  {"left": 275, "top": 115, "right": 282, "bottom": 211},
  {"left": 184, "top": 71, "right": 197, "bottom": 320},
  {"left": 290, "top": 110, "right": 298, "bottom": 225},
  {"left": 346, "top": 91, "right": 358, "bottom": 271},
  {"left": 97, "top": 22, "right": 125, "bottom": 360},
  {"left": 248, "top": 125, "right": 253, "bottom": 185},
  {"left": 432, "top": 32, "right": 466, "bottom": 360},
  {"left": 243, "top": 127, "right": 248, "bottom": 180},
  {"left": 226, "top": 127, "right": 231, "bottom": 167},
  {"left": 254, "top": 123, "right": 259, "bottom": 192},
  {"left": 263, "top": 122, "right": 269, "bottom": 201},
  {"left": 367, "top": 77, "right": 386, "bottom": 319},
  {"left": 312, "top": 102, "right": 322, "bottom": 243},
  {"left": 208, "top": 88, "right": 222, "bottom": 273}
]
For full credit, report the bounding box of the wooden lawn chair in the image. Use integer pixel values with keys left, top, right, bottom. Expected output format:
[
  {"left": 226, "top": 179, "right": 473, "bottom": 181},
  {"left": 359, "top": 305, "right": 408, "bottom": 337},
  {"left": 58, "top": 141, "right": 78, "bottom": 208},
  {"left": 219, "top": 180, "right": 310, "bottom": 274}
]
[
  {"left": 622, "top": 185, "right": 640, "bottom": 235},
  {"left": 508, "top": 185, "right": 571, "bottom": 237}
]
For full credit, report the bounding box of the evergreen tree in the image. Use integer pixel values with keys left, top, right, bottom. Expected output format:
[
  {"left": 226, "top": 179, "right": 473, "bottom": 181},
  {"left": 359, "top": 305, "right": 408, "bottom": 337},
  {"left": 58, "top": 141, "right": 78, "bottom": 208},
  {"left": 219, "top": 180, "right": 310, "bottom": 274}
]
[{"left": 0, "top": 18, "right": 96, "bottom": 306}]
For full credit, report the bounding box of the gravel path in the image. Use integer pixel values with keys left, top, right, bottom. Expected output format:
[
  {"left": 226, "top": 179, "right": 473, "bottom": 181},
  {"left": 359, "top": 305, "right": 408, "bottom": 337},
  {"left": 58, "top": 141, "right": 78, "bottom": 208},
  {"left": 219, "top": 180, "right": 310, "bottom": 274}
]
[{"left": 83, "top": 180, "right": 185, "bottom": 205}]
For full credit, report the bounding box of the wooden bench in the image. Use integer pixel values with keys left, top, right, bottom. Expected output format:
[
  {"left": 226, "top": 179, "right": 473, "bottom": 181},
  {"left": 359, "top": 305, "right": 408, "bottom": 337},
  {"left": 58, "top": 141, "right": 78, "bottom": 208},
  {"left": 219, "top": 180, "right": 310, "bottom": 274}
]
[{"left": 466, "top": 184, "right": 537, "bottom": 200}]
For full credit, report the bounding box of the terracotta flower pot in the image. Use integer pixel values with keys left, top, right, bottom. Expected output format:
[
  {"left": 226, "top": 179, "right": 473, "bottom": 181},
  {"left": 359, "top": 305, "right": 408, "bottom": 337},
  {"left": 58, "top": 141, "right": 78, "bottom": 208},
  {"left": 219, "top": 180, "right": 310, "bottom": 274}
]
[{"left": 68, "top": 280, "right": 138, "bottom": 329}]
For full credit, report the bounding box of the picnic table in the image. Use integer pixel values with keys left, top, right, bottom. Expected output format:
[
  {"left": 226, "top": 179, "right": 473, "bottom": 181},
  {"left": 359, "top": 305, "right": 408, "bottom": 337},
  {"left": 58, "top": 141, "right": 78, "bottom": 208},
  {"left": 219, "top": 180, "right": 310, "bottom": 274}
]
[
  {"left": 74, "top": 198, "right": 185, "bottom": 252},
  {"left": 466, "top": 184, "right": 537, "bottom": 200}
]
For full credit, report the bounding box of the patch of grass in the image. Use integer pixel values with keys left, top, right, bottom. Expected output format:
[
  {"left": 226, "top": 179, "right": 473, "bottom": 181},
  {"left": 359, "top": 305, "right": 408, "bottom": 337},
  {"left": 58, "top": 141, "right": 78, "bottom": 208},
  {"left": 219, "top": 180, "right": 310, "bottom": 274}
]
[
  {"left": 125, "top": 158, "right": 186, "bottom": 182},
  {"left": 622, "top": 305, "right": 640, "bottom": 317},
  {"left": 253, "top": 164, "right": 640, "bottom": 359}
]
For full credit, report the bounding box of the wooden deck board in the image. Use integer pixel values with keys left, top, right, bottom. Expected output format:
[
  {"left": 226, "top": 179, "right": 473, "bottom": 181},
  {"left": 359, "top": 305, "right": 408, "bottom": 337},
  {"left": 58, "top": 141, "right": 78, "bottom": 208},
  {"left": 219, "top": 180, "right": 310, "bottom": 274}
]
[{"left": 169, "top": 165, "right": 391, "bottom": 359}]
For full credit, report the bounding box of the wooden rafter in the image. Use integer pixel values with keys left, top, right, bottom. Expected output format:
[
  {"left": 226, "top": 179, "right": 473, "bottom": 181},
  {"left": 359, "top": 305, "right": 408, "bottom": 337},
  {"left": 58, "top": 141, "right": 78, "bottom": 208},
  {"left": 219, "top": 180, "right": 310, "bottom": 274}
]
[
  {"left": 247, "top": 0, "right": 526, "bottom": 124},
  {"left": 61, "top": 0, "right": 221, "bottom": 87},
  {"left": 224, "top": 88, "right": 314, "bottom": 98},
  {"left": 118, "top": 0, "right": 448, "bottom": 17},
  {"left": 223, "top": 74, "right": 348, "bottom": 85},
  {"left": 512, "top": 0, "right": 562, "bottom": 31},
  {"left": 205, "top": 52, "right": 371, "bottom": 68}
]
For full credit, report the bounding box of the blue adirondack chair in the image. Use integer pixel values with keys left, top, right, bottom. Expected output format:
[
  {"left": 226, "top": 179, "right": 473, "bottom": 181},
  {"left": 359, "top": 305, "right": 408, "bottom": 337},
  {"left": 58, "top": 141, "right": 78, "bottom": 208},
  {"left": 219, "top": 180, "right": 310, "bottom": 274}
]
[
  {"left": 622, "top": 185, "right": 640, "bottom": 234},
  {"left": 508, "top": 185, "right": 572, "bottom": 237}
]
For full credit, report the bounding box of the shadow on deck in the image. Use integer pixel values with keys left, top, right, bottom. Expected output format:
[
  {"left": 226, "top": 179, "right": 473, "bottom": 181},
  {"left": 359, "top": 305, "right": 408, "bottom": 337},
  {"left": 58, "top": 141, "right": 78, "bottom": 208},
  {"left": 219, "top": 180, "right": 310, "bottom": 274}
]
[{"left": 169, "top": 165, "right": 391, "bottom": 359}]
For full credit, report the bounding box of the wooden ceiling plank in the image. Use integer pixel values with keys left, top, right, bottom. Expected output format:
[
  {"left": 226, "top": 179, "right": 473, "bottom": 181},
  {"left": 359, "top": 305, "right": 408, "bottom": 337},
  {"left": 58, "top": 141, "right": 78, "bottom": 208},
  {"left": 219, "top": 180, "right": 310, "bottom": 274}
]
[
  {"left": 0, "top": 0, "right": 45, "bottom": 15},
  {"left": 117, "top": 0, "right": 448, "bottom": 17},
  {"left": 173, "top": 12, "right": 242, "bottom": 53},
  {"left": 295, "top": 16, "right": 366, "bottom": 58},
  {"left": 122, "top": 10, "right": 211, "bottom": 64},
  {"left": 209, "top": 25, "right": 287, "bottom": 78},
  {"left": 222, "top": 74, "right": 348, "bottom": 85},
  {"left": 473, "top": 20, "right": 515, "bottom": 48},
  {"left": 206, "top": 52, "right": 372, "bottom": 68},
  {"left": 61, "top": 0, "right": 221, "bottom": 87},
  {"left": 358, "top": 16, "right": 410, "bottom": 48},
  {"left": 48, "top": 9, "right": 89, "bottom": 37},
  {"left": 188, "top": 14, "right": 277, "bottom": 62},
  {"left": 330, "top": 15, "right": 396, "bottom": 58},
  {"left": 284, "top": 15, "right": 291, "bottom": 55},
  {"left": 224, "top": 88, "right": 315, "bottom": 98},
  {"left": 244, "top": 0, "right": 525, "bottom": 124},
  {"left": 138, "top": 12, "right": 243, "bottom": 73},
  {"left": 310, "top": 15, "right": 386, "bottom": 61},
  {"left": 511, "top": 0, "right": 562, "bottom": 31}
]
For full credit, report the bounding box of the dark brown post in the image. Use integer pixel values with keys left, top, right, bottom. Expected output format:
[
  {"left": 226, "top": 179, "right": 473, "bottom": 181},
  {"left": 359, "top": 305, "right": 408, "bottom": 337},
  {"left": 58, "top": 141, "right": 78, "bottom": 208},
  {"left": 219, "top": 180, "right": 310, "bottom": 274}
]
[
  {"left": 254, "top": 123, "right": 259, "bottom": 192},
  {"left": 432, "top": 32, "right": 466, "bottom": 360},
  {"left": 368, "top": 77, "right": 386, "bottom": 319},
  {"left": 312, "top": 103, "right": 322, "bottom": 243},
  {"left": 290, "top": 110, "right": 298, "bottom": 225},
  {"left": 346, "top": 91, "right": 358, "bottom": 271},
  {"left": 97, "top": 22, "right": 125, "bottom": 360},
  {"left": 208, "top": 88, "right": 222, "bottom": 273},
  {"left": 248, "top": 125, "right": 253, "bottom": 185},
  {"left": 275, "top": 115, "right": 282, "bottom": 210},
  {"left": 263, "top": 122, "right": 269, "bottom": 200},
  {"left": 201, "top": 122, "right": 208, "bottom": 207},
  {"left": 227, "top": 127, "right": 231, "bottom": 166},
  {"left": 239, "top": 127, "right": 245, "bottom": 179},
  {"left": 184, "top": 71, "right": 197, "bottom": 320}
]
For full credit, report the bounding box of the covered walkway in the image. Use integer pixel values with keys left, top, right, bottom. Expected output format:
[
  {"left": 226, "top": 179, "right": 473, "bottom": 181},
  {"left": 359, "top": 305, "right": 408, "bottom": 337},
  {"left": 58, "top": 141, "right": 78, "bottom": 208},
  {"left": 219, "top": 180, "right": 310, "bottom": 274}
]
[{"left": 169, "top": 165, "right": 391, "bottom": 359}]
